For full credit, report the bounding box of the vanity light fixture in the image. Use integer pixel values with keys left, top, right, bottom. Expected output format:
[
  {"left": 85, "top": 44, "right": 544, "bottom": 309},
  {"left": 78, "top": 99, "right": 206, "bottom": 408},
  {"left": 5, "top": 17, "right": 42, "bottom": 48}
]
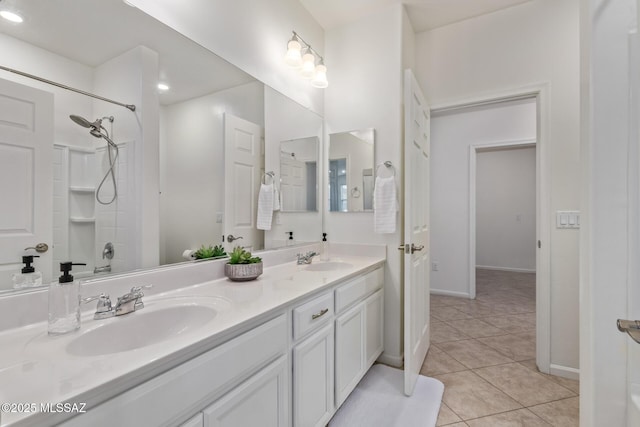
[
  {"left": 157, "top": 83, "right": 170, "bottom": 91},
  {"left": 0, "top": 10, "right": 23, "bottom": 23},
  {"left": 285, "top": 31, "right": 328, "bottom": 88}
]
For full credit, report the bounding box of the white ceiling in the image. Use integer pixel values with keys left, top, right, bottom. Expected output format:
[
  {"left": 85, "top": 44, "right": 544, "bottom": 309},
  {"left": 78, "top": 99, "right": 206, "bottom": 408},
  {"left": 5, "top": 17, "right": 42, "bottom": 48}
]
[
  {"left": 0, "top": 0, "right": 255, "bottom": 105},
  {"left": 299, "top": 0, "right": 534, "bottom": 32}
]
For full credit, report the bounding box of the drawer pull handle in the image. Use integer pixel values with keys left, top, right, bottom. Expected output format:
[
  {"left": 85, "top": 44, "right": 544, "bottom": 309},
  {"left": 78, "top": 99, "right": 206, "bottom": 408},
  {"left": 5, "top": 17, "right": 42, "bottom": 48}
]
[{"left": 312, "top": 308, "right": 329, "bottom": 320}]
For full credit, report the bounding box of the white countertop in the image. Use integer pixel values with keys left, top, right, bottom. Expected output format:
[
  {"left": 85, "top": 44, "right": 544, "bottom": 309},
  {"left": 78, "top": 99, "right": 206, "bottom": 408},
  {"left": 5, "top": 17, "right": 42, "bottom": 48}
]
[{"left": 0, "top": 252, "right": 385, "bottom": 427}]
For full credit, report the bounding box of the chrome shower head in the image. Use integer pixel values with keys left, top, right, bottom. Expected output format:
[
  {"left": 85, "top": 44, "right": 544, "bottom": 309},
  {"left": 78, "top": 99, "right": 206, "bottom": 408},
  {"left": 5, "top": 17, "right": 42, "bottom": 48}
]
[{"left": 69, "top": 114, "right": 100, "bottom": 129}]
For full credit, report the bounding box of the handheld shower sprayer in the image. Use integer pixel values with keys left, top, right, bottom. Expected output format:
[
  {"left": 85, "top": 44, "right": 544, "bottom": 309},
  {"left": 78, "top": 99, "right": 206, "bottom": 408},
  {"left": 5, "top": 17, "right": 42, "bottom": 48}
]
[{"left": 69, "top": 114, "right": 119, "bottom": 205}]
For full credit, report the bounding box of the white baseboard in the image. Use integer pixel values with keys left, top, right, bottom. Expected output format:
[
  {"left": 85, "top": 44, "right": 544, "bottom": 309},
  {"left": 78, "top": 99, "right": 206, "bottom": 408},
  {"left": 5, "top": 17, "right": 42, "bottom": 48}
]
[
  {"left": 476, "top": 265, "right": 536, "bottom": 274},
  {"left": 377, "top": 352, "right": 403, "bottom": 368},
  {"left": 430, "top": 289, "right": 471, "bottom": 299},
  {"left": 549, "top": 364, "right": 580, "bottom": 380}
]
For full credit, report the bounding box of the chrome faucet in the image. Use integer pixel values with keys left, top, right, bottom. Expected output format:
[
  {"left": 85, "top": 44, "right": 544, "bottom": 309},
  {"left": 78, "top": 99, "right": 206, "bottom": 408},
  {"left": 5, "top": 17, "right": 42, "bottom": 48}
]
[
  {"left": 82, "top": 284, "right": 153, "bottom": 320},
  {"left": 296, "top": 251, "right": 318, "bottom": 265},
  {"left": 93, "top": 264, "right": 111, "bottom": 274}
]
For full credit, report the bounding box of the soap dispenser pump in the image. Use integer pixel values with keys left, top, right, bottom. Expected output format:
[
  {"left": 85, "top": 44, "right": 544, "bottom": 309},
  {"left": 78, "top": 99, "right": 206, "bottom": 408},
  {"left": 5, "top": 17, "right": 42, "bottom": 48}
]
[
  {"left": 12, "top": 255, "right": 43, "bottom": 289},
  {"left": 320, "top": 233, "right": 329, "bottom": 261},
  {"left": 48, "top": 262, "right": 86, "bottom": 335}
]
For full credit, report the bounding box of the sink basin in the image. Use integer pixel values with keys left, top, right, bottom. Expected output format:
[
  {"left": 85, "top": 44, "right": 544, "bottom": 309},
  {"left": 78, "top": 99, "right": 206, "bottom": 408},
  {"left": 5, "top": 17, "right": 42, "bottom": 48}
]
[
  {"left": 67, "top": 300, "right": 222, "bottom": 357},
  {"left": 305, "top": 261, "right": 354, "bottom": 272}
]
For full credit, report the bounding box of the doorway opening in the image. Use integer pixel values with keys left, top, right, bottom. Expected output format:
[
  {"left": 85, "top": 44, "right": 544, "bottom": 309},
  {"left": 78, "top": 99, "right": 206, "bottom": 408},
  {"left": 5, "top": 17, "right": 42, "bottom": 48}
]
[{"left": 430, "top": 88, "right": 550, "bottom": 374}]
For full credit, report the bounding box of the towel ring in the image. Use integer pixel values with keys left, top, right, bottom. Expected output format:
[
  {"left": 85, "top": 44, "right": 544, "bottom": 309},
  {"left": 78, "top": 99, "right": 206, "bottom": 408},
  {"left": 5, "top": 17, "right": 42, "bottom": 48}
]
[
  {"left": 262, "top": 171, "right": 275, "bottom": 184},
  {"left": 376, "top": 161, "right": 395, "bottom": 177}
]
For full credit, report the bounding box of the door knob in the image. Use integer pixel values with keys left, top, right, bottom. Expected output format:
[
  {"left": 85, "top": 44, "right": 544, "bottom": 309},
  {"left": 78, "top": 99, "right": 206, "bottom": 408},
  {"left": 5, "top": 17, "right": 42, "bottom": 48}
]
[
  {"left": 411, "top": 244, "right": 425, "bottom": 253},
  {"left": 397, "top": 244, "right": 425, "bottom": 254},
  {"left": 24, "top": 243, "right": 49, "bottom": 253},
  {"left": 227, "top": 234, "right": 243, "bottom": 243},
  {"left": 617, "top": 319, "right": 640, "bottom": 344}
]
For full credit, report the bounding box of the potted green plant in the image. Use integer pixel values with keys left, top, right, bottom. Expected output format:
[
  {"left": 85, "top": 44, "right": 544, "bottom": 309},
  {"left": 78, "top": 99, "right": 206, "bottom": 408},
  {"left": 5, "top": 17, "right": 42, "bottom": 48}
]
[
  {"left": 224, "top": 246, "right": 263, "bottom": 282},
  {"left": 194, "top": 244, "right": 227, "bottom": 260}
]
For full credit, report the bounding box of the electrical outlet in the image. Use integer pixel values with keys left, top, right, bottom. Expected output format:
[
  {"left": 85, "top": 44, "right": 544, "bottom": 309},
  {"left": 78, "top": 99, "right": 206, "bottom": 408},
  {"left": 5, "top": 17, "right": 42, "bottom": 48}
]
[
  {"left": 432, "top": 261, "right": 439, "bottom": 271},
  {"left": 216, "top": 212, "right": 223, "bottom": 223}
]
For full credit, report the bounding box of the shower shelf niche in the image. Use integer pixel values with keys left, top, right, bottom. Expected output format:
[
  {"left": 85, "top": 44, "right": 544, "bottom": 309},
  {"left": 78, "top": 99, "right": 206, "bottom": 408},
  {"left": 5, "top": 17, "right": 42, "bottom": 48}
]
[
  {"left": 69, "top": 186, "right": 96, "bottom": 193},
  {"left": 69, "top": 217, "right": 96, "bottom": 223}
]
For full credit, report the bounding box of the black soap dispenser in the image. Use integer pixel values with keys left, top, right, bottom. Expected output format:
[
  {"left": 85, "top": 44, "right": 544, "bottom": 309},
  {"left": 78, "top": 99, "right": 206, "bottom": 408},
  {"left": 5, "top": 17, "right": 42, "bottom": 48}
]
[
  {"left": 48, "top": 262, "right": 86, "bottom": 335},
  {"left": 320, "top": 233, "right": 329, "bottom": 261},
  {"left": 12, "top": 255, "right": 42, "bottom": 288},
  {"left": 286, "top": 231, "right": 294, "bottom": 246}
]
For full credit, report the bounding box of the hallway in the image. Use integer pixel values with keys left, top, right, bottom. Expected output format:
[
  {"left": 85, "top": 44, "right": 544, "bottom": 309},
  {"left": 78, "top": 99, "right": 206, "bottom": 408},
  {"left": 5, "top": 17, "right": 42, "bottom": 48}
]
[{"left": 423, "top": 269, "right": 579, "bottom": 426}]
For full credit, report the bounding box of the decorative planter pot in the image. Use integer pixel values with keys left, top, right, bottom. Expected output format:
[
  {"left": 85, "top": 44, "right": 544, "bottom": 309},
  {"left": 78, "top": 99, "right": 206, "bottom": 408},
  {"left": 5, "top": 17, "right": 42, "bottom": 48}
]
[{"left": 225, "top": 262, "right": 263, "bottom": 282}]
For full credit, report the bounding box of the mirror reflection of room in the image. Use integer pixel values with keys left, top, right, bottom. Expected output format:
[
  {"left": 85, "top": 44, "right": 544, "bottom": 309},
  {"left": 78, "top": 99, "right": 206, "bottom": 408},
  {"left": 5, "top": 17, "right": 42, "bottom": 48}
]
[
  {"left": 279, "top": 137, "right": 319, "bottom": 212},
  {"left": 328, "top": 129, "right": 375, "bottom": 212},
  {"left": 0, "top": 0, "right": 323, "bottom": 292}
]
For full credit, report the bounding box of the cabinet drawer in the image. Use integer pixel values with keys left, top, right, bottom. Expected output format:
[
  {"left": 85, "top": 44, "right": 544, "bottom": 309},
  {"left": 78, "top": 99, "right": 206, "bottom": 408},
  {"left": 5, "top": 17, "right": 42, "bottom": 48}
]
[
  {"left": 335, "top": 267, "right": 383, "bottom": 314},
  {"left": 293, "top": 291, "right": 334, "bottom": 341}
]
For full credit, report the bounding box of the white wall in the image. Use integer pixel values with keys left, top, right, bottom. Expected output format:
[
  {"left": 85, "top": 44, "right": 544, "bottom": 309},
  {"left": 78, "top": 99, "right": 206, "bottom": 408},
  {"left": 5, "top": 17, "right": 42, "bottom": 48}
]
[
  {"left": 128, "top": 0, "right": 324, "bottom": 115},
  {"left": 325, "top": 4, "right": 404, "bottom": 365},
  {"left": 476, "top": 146, "right": 536, "bottom": 272},
  {"left": 0, "top": 34, "right": 93, "bottom": 148},
  {"left": 264, "top": 87, "right": 323, "bottom": 248},
  {"left": 160, "top": 82, "right": 264, "bottom": 264},
  {"left": 431, "top": 99, "right": 536, "bottom": 294},
  {"left": 417, "top": 0, "right": 581, "bottom": 371},
  {"left": 580, "top": 0, "right": 638, "bottom": 424}
]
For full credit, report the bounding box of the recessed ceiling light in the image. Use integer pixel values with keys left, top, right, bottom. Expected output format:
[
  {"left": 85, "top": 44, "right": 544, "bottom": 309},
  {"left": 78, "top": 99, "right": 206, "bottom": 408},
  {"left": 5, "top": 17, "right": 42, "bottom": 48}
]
[
  {"left": 157, "top": 83, "right": 170, "bottom": 91},
  {"left": 0, "top": 10, "right": 23, "bottom": 23}
]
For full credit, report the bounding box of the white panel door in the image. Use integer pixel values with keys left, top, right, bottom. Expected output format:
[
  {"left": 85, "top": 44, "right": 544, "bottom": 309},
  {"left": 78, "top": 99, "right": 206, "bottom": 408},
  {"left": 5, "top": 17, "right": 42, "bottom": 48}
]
[
  {"left": 0, "top": 78, "right": 53, "bottom": 289},
  {"left": 223, "top": 113, "right": 263, "bottom": 252},
  {"left": 626, "top": 29, "right": 640, "bottom": 427},
  {"left": 280, "top": 154, "right": 306, "bottom": 211},
  {"left": 293, "top": 324, "right": 334, "bottom": 427},
  {"left": 403, "top": 69, "right": 431, "bottom": 396}
]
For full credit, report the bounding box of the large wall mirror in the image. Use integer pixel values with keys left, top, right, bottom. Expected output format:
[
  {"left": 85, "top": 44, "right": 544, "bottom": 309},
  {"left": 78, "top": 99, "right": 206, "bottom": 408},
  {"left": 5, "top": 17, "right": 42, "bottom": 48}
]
[
  {"left": 328, "top": 129, "right": 375, "bottom": 212},
  {"left": 0, "top": 0, "right": 323, "bottom": 293}
]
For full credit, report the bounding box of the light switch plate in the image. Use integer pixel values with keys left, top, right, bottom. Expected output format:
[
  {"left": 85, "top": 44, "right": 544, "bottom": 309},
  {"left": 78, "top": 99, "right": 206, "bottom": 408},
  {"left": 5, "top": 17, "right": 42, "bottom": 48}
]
[{"left": 556, "top": 211, "right": 580, "bottom": 229}]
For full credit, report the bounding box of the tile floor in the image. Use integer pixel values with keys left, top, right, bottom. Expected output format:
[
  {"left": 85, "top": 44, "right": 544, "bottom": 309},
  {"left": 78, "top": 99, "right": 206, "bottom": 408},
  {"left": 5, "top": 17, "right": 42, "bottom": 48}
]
[{"left": 422, "top": 269, "right": 579, "bottom": 426}]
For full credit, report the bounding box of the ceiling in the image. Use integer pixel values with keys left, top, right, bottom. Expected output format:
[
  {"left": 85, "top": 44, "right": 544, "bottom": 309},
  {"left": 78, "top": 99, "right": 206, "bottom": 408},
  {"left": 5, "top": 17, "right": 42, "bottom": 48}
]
[
  {"left": 299, "top": 0, "right": 534, "bottom": 32},
  {"left": 0, "top": 0, "right": 255, "bottom": 105}
]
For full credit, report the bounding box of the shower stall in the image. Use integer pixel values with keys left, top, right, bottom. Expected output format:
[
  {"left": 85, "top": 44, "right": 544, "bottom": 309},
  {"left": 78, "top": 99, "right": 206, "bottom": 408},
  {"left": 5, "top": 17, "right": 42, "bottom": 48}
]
[{"left": 52, "top": 116, "right": 132, "bottom": 278}]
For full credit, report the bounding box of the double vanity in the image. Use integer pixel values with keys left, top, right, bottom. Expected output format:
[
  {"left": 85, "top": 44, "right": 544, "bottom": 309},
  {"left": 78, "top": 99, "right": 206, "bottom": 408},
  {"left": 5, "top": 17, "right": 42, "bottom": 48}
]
[{"left": 0, "top": 244, "right": 385, "bottom": 427}]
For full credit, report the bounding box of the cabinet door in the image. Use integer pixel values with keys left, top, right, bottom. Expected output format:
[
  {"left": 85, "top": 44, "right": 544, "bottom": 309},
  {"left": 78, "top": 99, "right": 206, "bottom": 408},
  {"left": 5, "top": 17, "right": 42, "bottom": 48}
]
[
  {"left": 180, "top": 413, "right": 203, "bottom": 427},
  {"left": 293, "top": 324, "right": 334, "bottom": 427},
  {"left": 203, "top": 356, "right": 288, "bottom": 427},
  {"left": 335, "top": 302, "right": 365, "bottom": 407},
  {"left": 365, "top": 289, "right": 384, "bottom": 367}
]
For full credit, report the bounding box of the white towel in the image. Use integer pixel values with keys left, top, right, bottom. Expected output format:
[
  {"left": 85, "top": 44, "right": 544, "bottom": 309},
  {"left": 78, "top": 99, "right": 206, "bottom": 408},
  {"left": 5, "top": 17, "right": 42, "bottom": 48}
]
[
  {"left": 374, "top": 175, "right": 398, "bottom": 234},
  {"left": 257, "top": 183, "right": 274, "bottom": 230},
  {"left": 273, "top": 186, "right": 281, "bottom": 211}
]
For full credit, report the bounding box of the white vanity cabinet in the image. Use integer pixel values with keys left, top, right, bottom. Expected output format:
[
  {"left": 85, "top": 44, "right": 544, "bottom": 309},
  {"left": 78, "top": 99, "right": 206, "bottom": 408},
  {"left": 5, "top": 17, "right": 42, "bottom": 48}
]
[
  {"left": 334, "top": 269, "right": 384, "bottom": 407},
  {"left": 58, "top": 265, "right": 384, "bottom": 427},
  {"left": 292, "top": 290, "right": 335, "bottom": 427},
  {"left": 202, "top": 356, "right": 289, "bottom": 427},
  {"left": 61, "top": 315, "right": 289, "bottom": 427}
]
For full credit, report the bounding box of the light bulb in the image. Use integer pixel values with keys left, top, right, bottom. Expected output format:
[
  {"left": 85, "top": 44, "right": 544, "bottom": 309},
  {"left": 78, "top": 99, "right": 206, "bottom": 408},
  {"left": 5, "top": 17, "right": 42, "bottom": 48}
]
[
  {"left": 0, "top": 10, "right": 23, "bottom": 23},
  {"left": 300, "top": 49, "right": 316, "bottom": 79},
  {"left": 285, "top": 39, "right": 302, "bottom": 68},
  {"left": 311, "top": 64, "right": 328, "bottom": 88},
  {"left": 157, "top": 83, "right": 170, "bottom": 91}
]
